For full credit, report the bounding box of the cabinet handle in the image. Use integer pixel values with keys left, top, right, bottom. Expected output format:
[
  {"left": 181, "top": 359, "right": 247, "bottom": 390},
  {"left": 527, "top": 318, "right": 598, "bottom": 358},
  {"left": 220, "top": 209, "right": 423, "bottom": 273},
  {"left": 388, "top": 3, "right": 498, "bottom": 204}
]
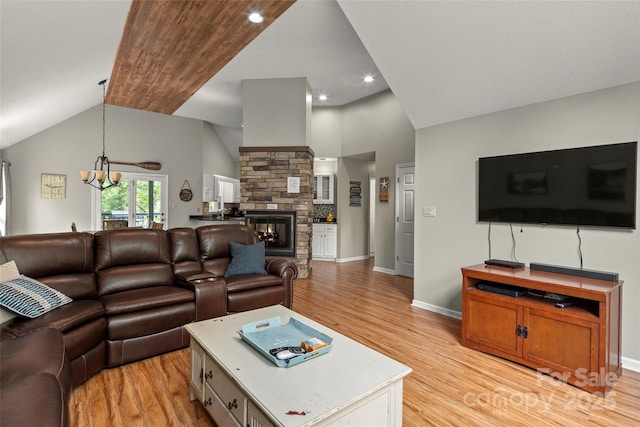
[
  {"left": 516, "top": 325, "right": 522, "bottom": 336},
  {"left": 199, "top": 368, "right": 203, "bottom": 384},
  {"left": 205, "top": 370, "right": 213, "bottom": 379},
  {"left": 523, "top": 326, "right": 528, "bottom": 339},
  {"left": 203, "top": 397, "right": 212, "bottom": 407},
  {"left": 228, "top": 398, "right": 238, "bottom": 410}
]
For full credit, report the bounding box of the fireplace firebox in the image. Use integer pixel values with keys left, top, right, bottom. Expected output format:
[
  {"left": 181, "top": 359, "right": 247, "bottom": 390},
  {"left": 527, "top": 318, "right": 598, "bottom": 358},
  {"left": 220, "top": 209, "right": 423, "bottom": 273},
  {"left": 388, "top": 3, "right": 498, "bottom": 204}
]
[{"left": 244, "top": 211, "right": 296, "bottom": 257}]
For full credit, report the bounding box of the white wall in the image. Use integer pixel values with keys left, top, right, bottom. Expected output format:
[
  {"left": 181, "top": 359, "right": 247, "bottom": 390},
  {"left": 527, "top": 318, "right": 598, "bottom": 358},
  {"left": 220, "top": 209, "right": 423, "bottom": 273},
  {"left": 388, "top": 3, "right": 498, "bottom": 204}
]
[
  {"left": 3, "top": 105, "right": 228, "bottom": 234},
  {"left": 414, "top": 82, "right": 640, "bottom": 361}
]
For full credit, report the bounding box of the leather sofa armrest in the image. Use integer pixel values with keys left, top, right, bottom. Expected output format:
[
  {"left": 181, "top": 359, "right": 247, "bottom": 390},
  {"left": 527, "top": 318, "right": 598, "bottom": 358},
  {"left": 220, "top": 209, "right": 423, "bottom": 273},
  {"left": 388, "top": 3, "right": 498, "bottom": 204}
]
[
  {"left": 265, "top": 259, "right": 298, "bottom": 280},
  {"left": 265, "top": 259, "right": 298, "bottom": 309},
  {"left": 175, "top": 271, "right": 217, "bottom": 284},
  {"left": 175, "top": 272, "right": 227, "bottom": 321}
]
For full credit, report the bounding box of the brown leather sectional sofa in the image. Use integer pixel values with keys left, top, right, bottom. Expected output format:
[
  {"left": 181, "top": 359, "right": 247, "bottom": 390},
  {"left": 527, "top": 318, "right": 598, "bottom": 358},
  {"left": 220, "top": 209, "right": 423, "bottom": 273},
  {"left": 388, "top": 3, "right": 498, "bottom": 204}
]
[{"left": 0, "top": 224, "right": 297, "bottom": 427}]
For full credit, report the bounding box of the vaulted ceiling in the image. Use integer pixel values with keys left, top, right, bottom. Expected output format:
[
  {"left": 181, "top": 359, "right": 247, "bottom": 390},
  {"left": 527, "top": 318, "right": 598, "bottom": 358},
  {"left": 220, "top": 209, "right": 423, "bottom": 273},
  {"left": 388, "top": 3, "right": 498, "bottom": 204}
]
[{"left": 2, "top": 1, "right": 639, "bottom": 156}]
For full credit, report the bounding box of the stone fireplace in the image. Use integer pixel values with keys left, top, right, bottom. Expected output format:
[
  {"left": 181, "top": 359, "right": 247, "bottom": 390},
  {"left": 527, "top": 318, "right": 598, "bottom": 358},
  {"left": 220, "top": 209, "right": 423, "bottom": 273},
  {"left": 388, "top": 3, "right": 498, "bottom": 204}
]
[{"left": 239, "top": 146, "right": 314, "bottom": 278}]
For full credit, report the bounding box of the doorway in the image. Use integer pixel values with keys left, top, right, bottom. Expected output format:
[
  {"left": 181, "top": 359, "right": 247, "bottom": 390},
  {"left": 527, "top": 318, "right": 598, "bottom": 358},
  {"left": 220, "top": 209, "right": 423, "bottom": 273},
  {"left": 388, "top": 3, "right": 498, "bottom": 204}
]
[
  {"left": 395, "top": 163, "right": 414, "bottom": 277},
  {"left": 92, "top": 173, "right": 168, "bottom": 230}
]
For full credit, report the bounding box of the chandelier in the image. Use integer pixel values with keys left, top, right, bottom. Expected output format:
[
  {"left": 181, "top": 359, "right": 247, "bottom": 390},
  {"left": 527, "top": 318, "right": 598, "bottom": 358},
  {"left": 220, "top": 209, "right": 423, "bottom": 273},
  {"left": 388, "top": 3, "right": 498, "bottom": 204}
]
[{"left": 80, "top": 79, "right": 121, "bottom": 190}]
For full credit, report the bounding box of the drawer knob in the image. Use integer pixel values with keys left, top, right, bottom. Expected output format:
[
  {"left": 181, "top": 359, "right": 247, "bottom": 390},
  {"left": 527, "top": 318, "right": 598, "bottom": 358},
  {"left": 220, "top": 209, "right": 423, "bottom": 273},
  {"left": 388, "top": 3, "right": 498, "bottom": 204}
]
[
  {"left": 228, "top": 398, "right": 238, "bottom": 410},
  {"left": 203, "top": 397, "right": 212, "bottom": 407},
  {"left": 205, "top": 370, "right": 213, "bottom": 379}
]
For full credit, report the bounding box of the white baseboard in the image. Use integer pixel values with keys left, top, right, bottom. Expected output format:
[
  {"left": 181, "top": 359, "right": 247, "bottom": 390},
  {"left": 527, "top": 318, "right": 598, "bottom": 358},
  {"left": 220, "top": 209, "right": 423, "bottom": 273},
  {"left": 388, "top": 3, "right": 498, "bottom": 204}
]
[
  {"left": 622, "top": 356, "right": 640, "bottom": 373},
  {"left": 372, "top": 266, "right": 396, "bottom": 275},
  {"left": 336, "top": 255, "right": 370, "bottom": 263},
  {"left": 411, "top": 299, "right": 462, "bottom": 320},
  {"left": 411, "top": 299, "right": 640, "bottom": 373}
]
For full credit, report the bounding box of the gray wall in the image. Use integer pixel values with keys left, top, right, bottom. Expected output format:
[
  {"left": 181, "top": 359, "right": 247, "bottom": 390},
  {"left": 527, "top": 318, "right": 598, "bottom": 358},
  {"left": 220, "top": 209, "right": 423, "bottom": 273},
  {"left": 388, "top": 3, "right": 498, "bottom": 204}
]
[
  {"left": 340, "top": 90, "right": 415, "bottom": 271},
  {"left": 337, "top": 157, "right": 373, "bottom": 261},
  {"left": 3, "top": 104, "right": 233, "bottom": 234},
  {"left": 414, "top": 82, "right": 640, "bottom": 363}
]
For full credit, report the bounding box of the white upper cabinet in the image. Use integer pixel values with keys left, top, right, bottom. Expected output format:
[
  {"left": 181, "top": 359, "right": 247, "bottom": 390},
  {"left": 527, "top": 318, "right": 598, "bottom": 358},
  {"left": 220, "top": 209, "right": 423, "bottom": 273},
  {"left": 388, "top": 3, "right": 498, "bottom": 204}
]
[
  {"left": 313, "top": 173, "right": 334, "bottom": 204},
  {"left": 203, "top": 174, "right": 240, "bottom": 203}
]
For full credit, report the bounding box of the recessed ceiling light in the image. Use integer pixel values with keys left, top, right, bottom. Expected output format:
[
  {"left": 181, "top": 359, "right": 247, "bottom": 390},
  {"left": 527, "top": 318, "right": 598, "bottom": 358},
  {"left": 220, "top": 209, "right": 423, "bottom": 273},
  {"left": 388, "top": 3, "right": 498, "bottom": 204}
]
[
  {"left": 318, "top": 94, "right": 328, "bottom": 101},
  {"left": 364, "top": 75, "right": 374, "bottom": 83},
  {"left": 248, "top": 12, "right": 264, "bottom": 23}
]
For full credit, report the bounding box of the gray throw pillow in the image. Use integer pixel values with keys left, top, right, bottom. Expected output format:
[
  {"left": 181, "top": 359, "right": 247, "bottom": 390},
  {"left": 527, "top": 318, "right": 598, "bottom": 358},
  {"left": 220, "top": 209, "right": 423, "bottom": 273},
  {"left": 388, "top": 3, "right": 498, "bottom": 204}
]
[{"left": 224, "top": 241, "right": 267, "bottom": 278}]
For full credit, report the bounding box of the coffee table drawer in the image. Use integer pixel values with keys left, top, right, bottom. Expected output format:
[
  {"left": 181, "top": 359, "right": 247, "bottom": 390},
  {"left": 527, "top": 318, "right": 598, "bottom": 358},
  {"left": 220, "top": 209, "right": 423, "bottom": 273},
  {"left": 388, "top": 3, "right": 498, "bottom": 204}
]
[
  {"left": 205, "top": 355, "right": 246, "bottom": 424},
  {"left": 203, "top": 383, "right": 241, "bottom": 427}
]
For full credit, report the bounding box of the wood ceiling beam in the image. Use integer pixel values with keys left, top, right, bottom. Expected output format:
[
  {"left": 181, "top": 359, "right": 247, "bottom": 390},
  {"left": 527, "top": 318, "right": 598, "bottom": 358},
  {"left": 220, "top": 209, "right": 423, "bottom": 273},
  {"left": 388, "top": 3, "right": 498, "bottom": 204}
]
[{"left": 107, "top": 0, "right": 295, "bottom": 114}]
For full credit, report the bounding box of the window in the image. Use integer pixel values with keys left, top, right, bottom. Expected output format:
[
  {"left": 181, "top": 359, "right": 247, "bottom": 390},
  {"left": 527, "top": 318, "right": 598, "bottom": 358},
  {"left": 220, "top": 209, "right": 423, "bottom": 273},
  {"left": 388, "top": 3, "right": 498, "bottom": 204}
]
[{"left": 92, "top": 173, "right": 168, "bottom": 230}]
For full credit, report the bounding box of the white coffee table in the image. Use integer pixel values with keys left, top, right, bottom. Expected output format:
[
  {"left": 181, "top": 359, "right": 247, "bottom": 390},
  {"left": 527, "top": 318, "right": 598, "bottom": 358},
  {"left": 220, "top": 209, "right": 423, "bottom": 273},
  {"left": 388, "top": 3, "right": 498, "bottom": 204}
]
[{"left": 185, "top": 305, "right": 412, "bottom": 427}]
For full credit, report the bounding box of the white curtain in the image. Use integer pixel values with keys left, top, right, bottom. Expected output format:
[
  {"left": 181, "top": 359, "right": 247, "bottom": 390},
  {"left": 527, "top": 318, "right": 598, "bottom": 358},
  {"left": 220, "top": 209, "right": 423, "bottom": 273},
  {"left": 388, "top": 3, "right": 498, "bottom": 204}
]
[{"left": 0, "top": 160, "right": 11, "bottom": 236}]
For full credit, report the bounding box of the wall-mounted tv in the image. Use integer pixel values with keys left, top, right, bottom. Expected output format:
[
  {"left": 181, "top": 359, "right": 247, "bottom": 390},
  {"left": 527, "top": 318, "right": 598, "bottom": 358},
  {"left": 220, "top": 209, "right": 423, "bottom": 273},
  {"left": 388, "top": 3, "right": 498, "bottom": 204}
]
[{"left": 478, "top": 142, "right": 637, "bottom": 229}]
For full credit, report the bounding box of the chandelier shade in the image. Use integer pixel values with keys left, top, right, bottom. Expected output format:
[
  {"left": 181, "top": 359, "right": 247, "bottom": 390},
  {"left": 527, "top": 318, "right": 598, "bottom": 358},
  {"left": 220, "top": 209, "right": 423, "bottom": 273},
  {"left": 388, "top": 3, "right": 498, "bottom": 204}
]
[{"left": 80, "top": 79, "right": 121, "bottom": 190}]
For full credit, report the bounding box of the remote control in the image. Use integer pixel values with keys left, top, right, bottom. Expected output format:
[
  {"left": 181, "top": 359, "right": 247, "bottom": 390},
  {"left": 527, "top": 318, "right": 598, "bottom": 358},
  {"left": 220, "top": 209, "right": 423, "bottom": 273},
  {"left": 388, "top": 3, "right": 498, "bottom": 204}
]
[{"left": 555, "top": 301, "right": 575, "bottom": 308}]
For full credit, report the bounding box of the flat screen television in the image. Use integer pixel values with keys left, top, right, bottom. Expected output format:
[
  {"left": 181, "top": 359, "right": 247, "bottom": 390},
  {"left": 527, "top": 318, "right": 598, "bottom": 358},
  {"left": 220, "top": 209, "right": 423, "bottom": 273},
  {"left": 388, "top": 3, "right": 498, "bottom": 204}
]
[{"left": 478, "top": 141, "right": 637, "bottom": 229}]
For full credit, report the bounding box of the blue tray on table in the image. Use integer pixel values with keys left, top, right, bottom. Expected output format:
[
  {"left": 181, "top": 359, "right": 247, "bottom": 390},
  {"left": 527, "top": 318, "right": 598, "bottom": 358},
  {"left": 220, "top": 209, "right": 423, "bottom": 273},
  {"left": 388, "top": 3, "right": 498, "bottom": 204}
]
[{"left": 239, "top": 317, "right": 333, "bottom": 367}]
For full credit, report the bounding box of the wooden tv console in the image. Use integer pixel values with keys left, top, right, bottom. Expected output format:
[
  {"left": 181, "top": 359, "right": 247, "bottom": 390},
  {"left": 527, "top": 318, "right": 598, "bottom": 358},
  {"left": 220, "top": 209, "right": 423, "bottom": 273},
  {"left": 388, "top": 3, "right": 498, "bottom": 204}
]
[{"left": 461, "top": 264, "right": 622, "bottom": 394}]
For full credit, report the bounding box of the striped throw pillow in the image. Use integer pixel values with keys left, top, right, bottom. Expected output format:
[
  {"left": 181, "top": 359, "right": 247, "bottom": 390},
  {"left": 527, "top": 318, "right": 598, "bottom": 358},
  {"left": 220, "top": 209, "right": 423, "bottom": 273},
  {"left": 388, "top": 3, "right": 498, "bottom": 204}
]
[{"left": 0, "top": 275, "right": 72, "bottom": 318}]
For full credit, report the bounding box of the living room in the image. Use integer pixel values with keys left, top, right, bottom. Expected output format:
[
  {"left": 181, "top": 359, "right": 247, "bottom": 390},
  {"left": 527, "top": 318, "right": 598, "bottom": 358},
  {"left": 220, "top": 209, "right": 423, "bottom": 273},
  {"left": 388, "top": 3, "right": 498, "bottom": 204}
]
[{"left": 1, "top": 1, "right": 639, "bottom": 425}]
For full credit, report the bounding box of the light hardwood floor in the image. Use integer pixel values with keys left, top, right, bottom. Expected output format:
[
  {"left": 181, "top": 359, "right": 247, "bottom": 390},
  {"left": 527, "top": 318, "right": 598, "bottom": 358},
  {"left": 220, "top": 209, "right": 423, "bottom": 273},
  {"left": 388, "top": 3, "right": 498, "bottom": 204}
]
[{"left": 69, "top": 259, "right": 640, "bottom": 426}]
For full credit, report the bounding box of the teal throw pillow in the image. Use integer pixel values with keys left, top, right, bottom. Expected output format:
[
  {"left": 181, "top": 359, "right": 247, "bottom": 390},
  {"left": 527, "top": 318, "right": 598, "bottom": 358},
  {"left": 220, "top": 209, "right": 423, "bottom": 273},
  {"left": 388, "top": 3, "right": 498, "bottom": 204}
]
[{"left": 225, "top": 241, "right": 267, "bottom": 278}]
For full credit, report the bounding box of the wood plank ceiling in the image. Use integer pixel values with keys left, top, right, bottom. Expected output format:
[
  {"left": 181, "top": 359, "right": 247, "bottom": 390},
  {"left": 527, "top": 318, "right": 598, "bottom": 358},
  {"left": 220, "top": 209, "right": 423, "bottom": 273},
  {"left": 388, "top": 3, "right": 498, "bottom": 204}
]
[{"left": 106, "top": 0, "right": 295, "bottom": 114}]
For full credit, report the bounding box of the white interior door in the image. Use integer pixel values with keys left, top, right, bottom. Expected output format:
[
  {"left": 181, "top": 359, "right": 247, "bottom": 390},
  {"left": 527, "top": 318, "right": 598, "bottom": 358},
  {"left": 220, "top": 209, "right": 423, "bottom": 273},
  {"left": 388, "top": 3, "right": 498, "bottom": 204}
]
[
  {"left": 93, "top": 172, "right": 168, "bottom": 230},
  {"left": 395, "top": 164, "right": 414, "bottom": 277}
]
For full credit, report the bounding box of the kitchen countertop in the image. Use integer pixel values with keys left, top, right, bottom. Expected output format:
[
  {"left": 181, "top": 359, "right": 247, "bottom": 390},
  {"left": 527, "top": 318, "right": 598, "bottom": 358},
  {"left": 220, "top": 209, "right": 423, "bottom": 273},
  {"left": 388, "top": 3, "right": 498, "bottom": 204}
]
[
  {"left": 190, "top": 215, "right": 245, "bottom": 221},
  {"left": 313, "top": 219, "right": 338, "bottom": 224}
]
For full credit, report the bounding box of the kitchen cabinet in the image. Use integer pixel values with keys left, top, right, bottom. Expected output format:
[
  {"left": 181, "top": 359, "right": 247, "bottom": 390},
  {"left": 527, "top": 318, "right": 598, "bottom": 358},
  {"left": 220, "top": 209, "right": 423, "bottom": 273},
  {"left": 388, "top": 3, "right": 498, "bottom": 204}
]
[
  {"left": 313, "top": 223, "right": 337, "bottom": 260},
  {"left": 203, "top": 174, "right": 240, "bottom": 203},
  {"left": 313, "top": 173, "right": 335, "bottom": 204},
  {"left": 461, "top": 264, "right": 622, "bottom": 394}
]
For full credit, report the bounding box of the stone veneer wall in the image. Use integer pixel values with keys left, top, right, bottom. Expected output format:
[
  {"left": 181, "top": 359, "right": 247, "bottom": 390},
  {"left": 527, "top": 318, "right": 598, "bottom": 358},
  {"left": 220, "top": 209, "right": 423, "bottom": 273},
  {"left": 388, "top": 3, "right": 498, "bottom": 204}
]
[{"left": 239, "top": 146, "right": 314, "bottom": 278}]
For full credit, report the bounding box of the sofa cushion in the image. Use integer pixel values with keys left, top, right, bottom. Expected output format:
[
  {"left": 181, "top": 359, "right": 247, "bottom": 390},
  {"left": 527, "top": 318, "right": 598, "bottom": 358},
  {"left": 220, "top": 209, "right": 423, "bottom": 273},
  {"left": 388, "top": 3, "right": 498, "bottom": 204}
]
[
  {"left": 224, "top": 241, "right": 267, "bottom": 278},
  {"left": 0, "top": 275, "right": 72, "bottom": 318},
  {"left": 99, "top": 286, "right": 194, "bottom": 316}
]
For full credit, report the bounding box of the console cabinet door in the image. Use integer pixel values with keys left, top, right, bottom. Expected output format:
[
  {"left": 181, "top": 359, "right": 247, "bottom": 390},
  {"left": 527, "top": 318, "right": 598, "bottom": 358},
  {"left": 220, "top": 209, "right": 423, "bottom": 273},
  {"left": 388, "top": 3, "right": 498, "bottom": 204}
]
[
  {"left": 523, "top": 307, "right": 599, "bottom": 379},
  {"left": 463, "top": 293, "right": 522, "bottom": 358}
]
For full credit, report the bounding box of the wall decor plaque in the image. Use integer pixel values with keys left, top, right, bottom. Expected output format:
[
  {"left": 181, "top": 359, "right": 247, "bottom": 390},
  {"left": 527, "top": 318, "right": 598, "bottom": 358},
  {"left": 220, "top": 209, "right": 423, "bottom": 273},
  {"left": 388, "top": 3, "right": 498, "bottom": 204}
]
[{"left": 41, "top": 173, "right": 66, "bottom": 199}]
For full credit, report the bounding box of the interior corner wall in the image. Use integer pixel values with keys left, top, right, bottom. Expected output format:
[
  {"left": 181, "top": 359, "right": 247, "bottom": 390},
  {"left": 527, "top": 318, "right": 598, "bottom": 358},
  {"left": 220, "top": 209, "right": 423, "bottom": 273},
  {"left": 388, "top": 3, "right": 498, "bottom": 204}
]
[
  {"left": 311, "top": 107, "right": 342, "bottom": 158},
  {"left": 337, "top": 157, "right": 371, "bottom": 260},
  {"left": 413, "top": 82, "right": 640, "bottom": 361},
  {"left": 202, "top": 122, "right": 240, "bottom": 178},
  {"left": 340, "top": 90, "right": 415, "bottom": 271},
  {"left": 3, "top": 105, "right": 208, "bottom": 234}
]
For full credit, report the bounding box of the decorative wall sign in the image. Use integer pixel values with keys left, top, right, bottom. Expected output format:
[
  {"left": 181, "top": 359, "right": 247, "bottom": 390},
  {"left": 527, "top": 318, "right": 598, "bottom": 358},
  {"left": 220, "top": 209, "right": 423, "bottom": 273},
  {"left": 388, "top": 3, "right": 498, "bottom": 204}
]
[
  {"left": 349, "top": 181, "right": 361, "bottom": 207},
  {"left": 180, "top": 180, "right": 193, "bottom": 201},
  {"left": 287, "top": 176, "right": 300, "bottom": 193},
  {"left": 379, "top": 177, "right": 389, "bottom": 202},
  {"left": 41, "top": 173, "right": 66, "bottom": 199}
]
